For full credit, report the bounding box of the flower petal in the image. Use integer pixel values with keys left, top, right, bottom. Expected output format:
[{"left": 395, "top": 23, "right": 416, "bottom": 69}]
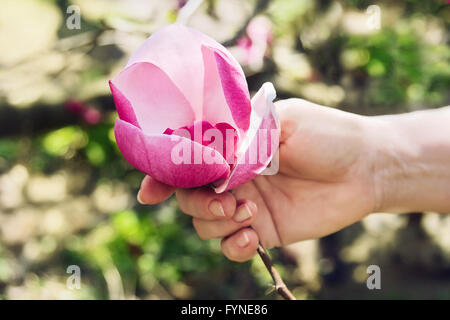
[
  {"left": 214, "top": 49, "right": 251, "bottom": 132},
  {"left": 165, "top": 120, "right": 238, "bottom": 164},
  {"left": 202, "top": 45, "right": 251, "bottom": 134},
  {"left": 109, "top": 81, "right": 140, "bottom": 128},
  {"left": 127, "top": 24, "right": 247, "bottom": 124},
  {"left": 127, "top": 24, "right": 205, "bottom": 114},
  {"left": 115, "top": 118, "right": 230, "bottom": 188},
  {"left": 213, "top": 83, "right": 280, "bottom": 193},
  {"left": 111, "top": 62, "right": 195, "bottom": 135}
]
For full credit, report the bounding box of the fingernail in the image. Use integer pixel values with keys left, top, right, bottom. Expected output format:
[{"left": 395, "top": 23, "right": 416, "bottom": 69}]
[
  {"left": 233, "top": 204, "right": 252, "bottom": 223},
  {"left": 236, "top": 231, "right": 250, "bottom": 248},
  {"left": 137, "top": 191, "right": 145, "bottom": 204},
  {"left": 209, "top": 200, "right": 225, "bottom": 217}
]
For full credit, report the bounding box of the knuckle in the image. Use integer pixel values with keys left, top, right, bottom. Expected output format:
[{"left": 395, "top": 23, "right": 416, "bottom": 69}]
[
  {"left": 197, "top": 231, "right": 210, "bottom": 240},
  {"left": 221, "top": 240, "right": 241, "bottom": 262},
  {"left": 199, "top": 234, "right": 210, "bottom": 241},
  {"left": 192, "top": 219, "right": 209, "bottom": 240},
  {"left": 225, "top": 251, "right": 247, "bottom": 262},
  {"left": 176, "top": 192, "right": 192, "bottom": 214},
  {"left": 192, "top": 218, "right": 200, "bottom": 232}
]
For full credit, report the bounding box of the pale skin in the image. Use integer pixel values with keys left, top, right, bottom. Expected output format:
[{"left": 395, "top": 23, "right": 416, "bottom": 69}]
[{"left": 137, "top": 98, "right": 450, "bottom": 262}]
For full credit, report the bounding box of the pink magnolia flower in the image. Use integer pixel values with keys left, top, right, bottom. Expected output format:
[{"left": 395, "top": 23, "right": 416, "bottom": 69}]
[
  {"left": 236, "top": 16, "right": 273, "bottom": 69},
  {"left": 65, "top": 99, "right": 102, "bottom": 125},
  {"left": 177, "top": 0, "right": 188, "bottom": 9},
  {"left": 109, "top": 24, "right": 279, "bottom": 192}
]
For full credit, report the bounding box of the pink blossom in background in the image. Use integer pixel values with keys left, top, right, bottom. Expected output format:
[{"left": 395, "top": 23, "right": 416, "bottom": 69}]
[
  {"left": 177, "top": 0, "right": 188, "bottom": 9},
  {"left": 109, "top": 24, "right": 279, "bottom": 192},
  {"left": 65, "top": 100, "right": 102, "bottom": 125},
  {"left": 82, "top": 108, "right": 102, "bottom": 125},
  {"left": 65, "top": 99, "right": 86, "bottom": 114},
  {"left": 236, "top": 16, "right": 273, "bottom": 69}
]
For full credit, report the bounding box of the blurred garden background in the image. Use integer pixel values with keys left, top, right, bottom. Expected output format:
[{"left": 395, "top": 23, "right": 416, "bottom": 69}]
[{"left": 0, "top": 0, "right": 449, "bottom": 299}]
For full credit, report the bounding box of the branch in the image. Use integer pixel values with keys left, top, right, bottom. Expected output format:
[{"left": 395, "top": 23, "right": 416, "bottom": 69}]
[
  {"left": 0, "top": 95, "right": 114, "bottom": 137},
  {"left": 176, "top": 0, "right": 205, "bottom": 25},
  {"left": 257, "top": 244, "right": 296, "bottom": 300}
]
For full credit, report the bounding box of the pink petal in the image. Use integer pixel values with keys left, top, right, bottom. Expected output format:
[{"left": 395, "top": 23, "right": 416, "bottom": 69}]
[
  {"left": 127, "top": 24, "right": 246, "bottom": 124},
  {"left": 214, "top": 122, "right": 238, "bottom": 164},
  {"left": 214, "top": 49, "right": 251, "bottom": 131},
  {"left": 109, "top": 81, "right": 140, "bottom": 128},
  {"left": 202, "top": 45, "right": 251, "bottom": 134},
  {"left": 115, "top": 118, "right": 230, "bottom": 188},
  {"left": 175, "top": 120, "right": 215, "bottom": 146},
  {"left": 214, "top": 83, "right": 280, "bottom": 193},
  {"left": 165, "top": 120, "right": 238, "bottom": 164},
  {"left": 127, "top": 24, "right": 205, "bottom": 115},
  {"left": 111, "top": 62, "right": 195, "bottom": 135}
]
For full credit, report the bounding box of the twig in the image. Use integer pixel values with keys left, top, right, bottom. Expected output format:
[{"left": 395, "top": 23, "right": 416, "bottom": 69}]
[
  {"left": 257, "top": 244, "right": 296, "bottom": 300},
  {"left": 176, "top": 0, "right": 205, "bottom": 25}
]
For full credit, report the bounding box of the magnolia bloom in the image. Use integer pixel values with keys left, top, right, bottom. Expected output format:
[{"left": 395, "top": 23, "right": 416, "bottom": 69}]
[
  {"left": 110, "top": 24, "right": 279, "bottom": 192},
  {"left": 236, "top": 16, "right": 272, "bottom": 69},
  {"left": 65, "top": 100, "right": 102, "bottom": 125}
]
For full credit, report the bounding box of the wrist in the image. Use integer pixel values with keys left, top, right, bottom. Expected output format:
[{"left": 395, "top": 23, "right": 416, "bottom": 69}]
[
  {"left": 367, "top": 109, "right": 450, "bottom": 213},
  {"left": 367, "top": 116, "right": 417, "bottom": 213}
]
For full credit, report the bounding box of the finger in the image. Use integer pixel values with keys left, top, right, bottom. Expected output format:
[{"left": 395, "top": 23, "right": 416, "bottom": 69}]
[
  {"left": 137, "top": 175, "right": 175, "bottom": 205},
  {"left": 176, "top": 188, "right": 236, "bottom": 220},
  {"left": 221, "top": 228, "right": 259, "bottom": 262},
  {"left": 274, "top": 99, "right": 301, "bottom": 144},
  {"left": 193, "top": 201, "right": 257, "bottom": 240}
]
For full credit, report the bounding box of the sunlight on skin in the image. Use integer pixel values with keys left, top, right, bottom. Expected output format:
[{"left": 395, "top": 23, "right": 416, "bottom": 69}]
[{"left": 138, "top": 99, "right": 450, "bottom": 262}]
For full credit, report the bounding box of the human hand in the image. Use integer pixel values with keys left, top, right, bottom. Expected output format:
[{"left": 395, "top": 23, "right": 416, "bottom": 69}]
[{"left": 137, "top": 98, "right": 380, "bottom": 261}]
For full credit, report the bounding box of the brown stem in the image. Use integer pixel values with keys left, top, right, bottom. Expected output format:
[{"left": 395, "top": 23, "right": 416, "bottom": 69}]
[{"left": 257, "top": 244, "right": 296, "bottom": 300}]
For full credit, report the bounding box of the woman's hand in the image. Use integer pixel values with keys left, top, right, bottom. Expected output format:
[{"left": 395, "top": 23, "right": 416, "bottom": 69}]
[
  {"left": 137, "top": 98, "right": 380, "bottom": 261},
  {"left": 137, "top": 99, "right": 450, "bottom": 262}
]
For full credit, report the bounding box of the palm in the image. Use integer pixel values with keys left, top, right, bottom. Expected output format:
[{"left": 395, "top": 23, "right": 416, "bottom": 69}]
[{"left": 233, "top": 100, "right": 376, "bottom": 248}]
